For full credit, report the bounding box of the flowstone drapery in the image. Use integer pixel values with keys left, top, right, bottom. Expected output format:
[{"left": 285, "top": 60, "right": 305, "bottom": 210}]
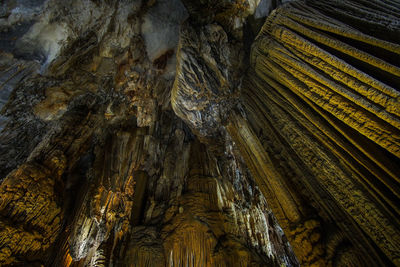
[{"left": 0, "top": 0, "right": 399, "bottom": 266}]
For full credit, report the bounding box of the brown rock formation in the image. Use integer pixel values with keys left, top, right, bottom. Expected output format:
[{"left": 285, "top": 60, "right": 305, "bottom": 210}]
[
  {"left": 235, "top": 0, "right": 400, "bottom": 265},
  {"left": 0, "top": 0, "right": 399, "bottom": 266}
]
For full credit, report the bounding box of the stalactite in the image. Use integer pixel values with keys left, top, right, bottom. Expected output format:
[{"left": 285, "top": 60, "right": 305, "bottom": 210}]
[
  {"left": 160, "top": 140, "right": 297, "bottom": 267},
  {"left": 1, "top": 0, "right": 399, "bottom": 266}
]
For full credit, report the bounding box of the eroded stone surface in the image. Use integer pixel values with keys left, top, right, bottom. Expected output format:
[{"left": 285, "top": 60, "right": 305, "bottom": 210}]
[
  {"left": 0, "top": 0, "right": 399, "bottom": 266},
  {"left": 172, "top": 22, "right": 243, "bottom": 143},
  {"left": 0, "top": 0, "right": 296, "bottom": 266},
  {"left": 239, "top": 0, "right": 400, "bottom": 265}
]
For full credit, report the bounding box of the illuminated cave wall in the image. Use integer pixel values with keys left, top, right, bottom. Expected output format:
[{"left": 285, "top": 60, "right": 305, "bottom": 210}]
[{"left": 0, "top": 0, "right": 399, "bottom": 266}]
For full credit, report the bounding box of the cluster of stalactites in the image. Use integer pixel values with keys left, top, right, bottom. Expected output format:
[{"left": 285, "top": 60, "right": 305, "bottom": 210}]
[{"left": 240, "top": 0, "right": 400, "bottom": 265}]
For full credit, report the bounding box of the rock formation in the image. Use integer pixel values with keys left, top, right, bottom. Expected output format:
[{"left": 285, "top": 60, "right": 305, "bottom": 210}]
[
  {"left": 241, "top": 0, "right": 400, "bottom": 265},
  {"left": 0, "top": 0, "right": 399, "bottom": 266}
]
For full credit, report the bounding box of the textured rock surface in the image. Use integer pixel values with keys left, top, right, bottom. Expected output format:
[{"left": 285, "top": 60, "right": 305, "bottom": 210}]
[
  {"left": 238, "top": 0, "right": 400, "bottom": 266},
  {"left": 117, "top": 125, "right": 298, "bottom": 267},
  {"left": 172, "top": 21, "right": 243, "bottom": 144},
  {"left": 171, "top": 0, "right": 400, "bottom": 266},
  {"left": 0, "top": 0, "right": 399, "bottom": 266},
  {"left": 0, "top": 0, "right": 297, "bottom": 266}
]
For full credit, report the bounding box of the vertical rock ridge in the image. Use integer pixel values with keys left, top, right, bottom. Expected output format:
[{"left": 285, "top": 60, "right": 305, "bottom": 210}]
[{"left": 238, "top": 0, "right": 400, "bottom": 265}]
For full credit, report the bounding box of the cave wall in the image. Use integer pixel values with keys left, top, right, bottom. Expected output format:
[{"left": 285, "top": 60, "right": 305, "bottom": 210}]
[
  {"left": 0, "top": 0, "right": 297, "bottom": 266},
  {"left": 171, "top": 0, "right": 400, "bottom": 266},
  {"left": 239, "top": 0, "right": 400, "bottom": 265},
  {"left": 0, "top": 0, "right": 399, "bottom": 266}
]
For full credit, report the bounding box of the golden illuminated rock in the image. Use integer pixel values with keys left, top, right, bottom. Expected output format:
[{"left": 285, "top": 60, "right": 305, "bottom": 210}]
[
  {"left": 0, "top": 161, "right": 62, "bottom": 265},
  {"left": 0, "top": 0, "right": 399, "bottom": 266},
  {"left": 235, "top": 0, "right": 400, "bottom": 265}
]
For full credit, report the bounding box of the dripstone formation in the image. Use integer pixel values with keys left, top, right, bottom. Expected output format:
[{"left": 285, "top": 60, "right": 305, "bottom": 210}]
[{"left": 0, "top": 0, "right": 399, "bottom": 266}]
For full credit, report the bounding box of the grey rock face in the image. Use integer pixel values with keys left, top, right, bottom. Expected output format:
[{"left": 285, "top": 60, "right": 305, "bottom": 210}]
[{"left": 172, "top": 22, "right": 244, "bottom": 142}]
